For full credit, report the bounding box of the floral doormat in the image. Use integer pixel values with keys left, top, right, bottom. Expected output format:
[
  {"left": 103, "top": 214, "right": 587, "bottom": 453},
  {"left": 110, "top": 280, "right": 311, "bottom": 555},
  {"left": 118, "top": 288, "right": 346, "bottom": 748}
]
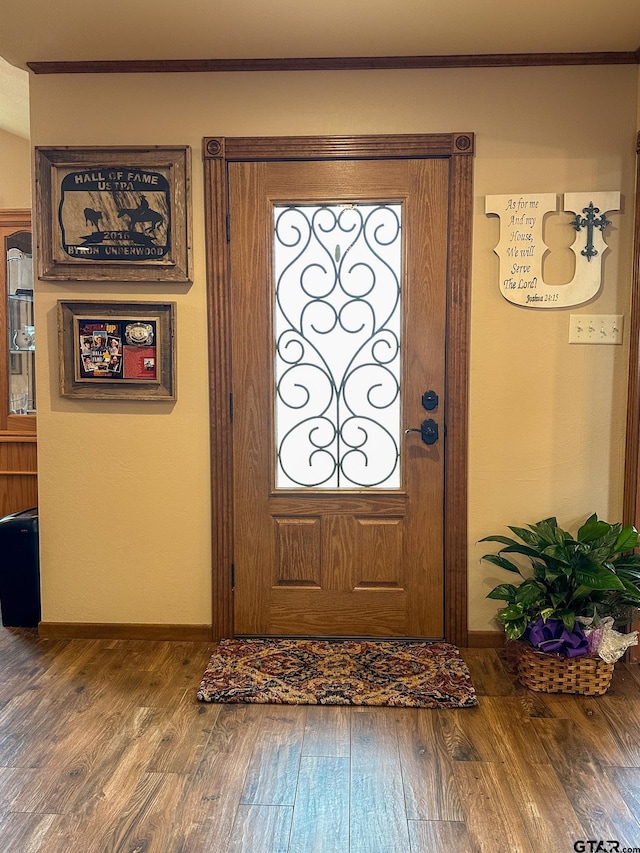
[{"left": 196, "top": 638, "right": 478, "bottom": 708}]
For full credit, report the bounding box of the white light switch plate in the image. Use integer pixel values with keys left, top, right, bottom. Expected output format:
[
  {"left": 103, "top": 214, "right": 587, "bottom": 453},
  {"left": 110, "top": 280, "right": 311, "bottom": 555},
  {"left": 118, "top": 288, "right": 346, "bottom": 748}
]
[{"left": 569, "top": 314, "right": 623, "bottom": 345}]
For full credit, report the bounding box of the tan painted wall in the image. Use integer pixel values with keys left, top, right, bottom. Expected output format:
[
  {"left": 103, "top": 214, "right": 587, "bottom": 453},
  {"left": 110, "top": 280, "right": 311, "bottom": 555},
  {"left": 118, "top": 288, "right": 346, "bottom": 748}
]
[
  {"left": 0, "top": 128, "right": 30, "bottom": 208},
  {"left": 29, "top": 64, "right": 639, "bottom": 632}
]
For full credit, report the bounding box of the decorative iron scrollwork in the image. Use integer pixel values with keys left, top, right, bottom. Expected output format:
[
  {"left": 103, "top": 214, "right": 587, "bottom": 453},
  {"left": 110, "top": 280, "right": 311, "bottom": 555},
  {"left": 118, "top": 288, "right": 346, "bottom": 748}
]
[{"left": 274, "top": 204, "right": 402, "bottom": 489}]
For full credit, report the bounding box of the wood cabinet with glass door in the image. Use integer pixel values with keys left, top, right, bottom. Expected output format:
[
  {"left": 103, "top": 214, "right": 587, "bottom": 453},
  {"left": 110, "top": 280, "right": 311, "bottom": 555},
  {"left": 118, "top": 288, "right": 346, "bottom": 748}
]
[{"left": 0, "top": 210, "right": 37, "bottom": 517}]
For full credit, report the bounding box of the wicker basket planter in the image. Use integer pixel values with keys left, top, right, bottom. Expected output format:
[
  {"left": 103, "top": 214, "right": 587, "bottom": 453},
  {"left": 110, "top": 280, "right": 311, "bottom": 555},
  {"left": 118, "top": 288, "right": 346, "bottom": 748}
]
[{"left": 506, "top": 640, "right": 614, "bottom": 696}]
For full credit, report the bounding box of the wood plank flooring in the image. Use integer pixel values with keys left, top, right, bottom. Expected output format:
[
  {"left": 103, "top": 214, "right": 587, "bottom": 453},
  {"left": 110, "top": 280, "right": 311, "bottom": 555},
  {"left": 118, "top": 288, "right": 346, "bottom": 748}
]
[{"left": 1, "top": 627, "right": 640, "bottom": 852}]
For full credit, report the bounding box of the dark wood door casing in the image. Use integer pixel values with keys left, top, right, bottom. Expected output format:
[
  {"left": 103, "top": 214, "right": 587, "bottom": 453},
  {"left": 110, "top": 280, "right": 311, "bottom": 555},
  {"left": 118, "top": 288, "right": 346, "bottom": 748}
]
[
  {"left": 203, "top": 134, "right": 474, "bottom": 645},
  {"left": 622, "top": 132, "right": 640, "bottom": 662},
  {"left": 623, "top": 131, "right": 640, "bottom": 531}
]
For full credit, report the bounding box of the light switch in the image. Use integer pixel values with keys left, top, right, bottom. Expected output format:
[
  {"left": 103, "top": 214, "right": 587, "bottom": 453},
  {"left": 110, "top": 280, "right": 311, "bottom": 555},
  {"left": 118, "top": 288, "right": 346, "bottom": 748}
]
[{"left": 569, "top": 314, "right": 623, "bottom": 345}]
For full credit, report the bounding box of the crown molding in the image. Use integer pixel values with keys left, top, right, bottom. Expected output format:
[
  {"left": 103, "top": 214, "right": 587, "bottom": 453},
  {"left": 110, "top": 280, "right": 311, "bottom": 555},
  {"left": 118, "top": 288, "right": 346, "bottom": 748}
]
[{"left": 27, "top": 50, "right": 640, "bottom": 75}]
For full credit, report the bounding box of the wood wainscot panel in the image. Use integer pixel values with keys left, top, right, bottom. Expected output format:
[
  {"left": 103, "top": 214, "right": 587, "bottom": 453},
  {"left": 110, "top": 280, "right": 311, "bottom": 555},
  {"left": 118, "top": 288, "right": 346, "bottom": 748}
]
[
  {"left": 7, "top": 415, "right": 36, "bottom": 433},
  {"left": 0, "top": 432, "right": 38, "bottom": 517}
]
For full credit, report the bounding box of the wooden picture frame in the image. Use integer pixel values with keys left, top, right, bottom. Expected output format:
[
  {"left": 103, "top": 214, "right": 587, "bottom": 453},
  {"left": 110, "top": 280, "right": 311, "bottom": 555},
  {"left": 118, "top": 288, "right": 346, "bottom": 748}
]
[
  {"left": 35, "top": 146, "right": 192, "bottom": 282},
  {"left": 58, "top": 300, "right": 176, "bottom": 400}
]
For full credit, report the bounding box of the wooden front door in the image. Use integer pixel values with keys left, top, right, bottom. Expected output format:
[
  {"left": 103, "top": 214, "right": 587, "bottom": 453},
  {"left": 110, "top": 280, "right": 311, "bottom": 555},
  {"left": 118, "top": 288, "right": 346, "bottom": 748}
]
[
  {"left": 204, "top": 134, "right": 473, "bottom": 644},
  {"left": 230, "top": 158, "right": 446, "bottom": 638}
]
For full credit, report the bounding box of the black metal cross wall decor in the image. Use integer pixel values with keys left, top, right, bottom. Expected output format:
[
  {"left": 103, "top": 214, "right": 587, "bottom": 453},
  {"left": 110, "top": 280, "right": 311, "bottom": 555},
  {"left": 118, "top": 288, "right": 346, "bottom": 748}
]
[{"left": 570, "top": 201, "right": 611, "bottom": 262}]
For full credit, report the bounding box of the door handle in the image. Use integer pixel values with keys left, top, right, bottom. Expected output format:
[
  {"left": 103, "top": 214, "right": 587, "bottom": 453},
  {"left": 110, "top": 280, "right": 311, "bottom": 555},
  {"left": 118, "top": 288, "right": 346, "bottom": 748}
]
[{"left": 405, "top": 418, "right": 439, "bottom": 445}]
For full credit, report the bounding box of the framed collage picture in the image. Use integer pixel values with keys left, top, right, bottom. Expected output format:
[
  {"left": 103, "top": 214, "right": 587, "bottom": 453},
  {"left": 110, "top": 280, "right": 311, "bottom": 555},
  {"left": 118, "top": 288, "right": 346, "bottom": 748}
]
[
  {"left": 58, "top": 301, "right": 176, "bottom": 400},
  {"left": 35, "top": 146, "right": 192, "bottom": 282}
]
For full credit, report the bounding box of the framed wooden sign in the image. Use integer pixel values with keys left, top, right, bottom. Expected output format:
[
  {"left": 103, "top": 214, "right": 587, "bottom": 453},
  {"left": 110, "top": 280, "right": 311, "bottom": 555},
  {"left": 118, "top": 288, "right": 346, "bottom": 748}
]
[
  {"left": 35, "top": 146, "right": 192, "bottom": 282},
  {"left": 58, "top": 300, "right": 176, "bottom": 400}
]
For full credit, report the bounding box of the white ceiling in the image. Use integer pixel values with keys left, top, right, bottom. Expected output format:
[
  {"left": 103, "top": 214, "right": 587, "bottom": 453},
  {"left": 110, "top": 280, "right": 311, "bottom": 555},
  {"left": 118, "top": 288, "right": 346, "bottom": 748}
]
[{"left": 1, "top": 0, "right": 639, "bottom": 139}]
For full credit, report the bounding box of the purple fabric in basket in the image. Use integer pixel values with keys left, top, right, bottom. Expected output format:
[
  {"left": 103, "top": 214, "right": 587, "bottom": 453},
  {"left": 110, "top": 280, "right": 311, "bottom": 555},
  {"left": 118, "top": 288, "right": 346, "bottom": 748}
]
[{"left": 524, "top": 618, "right": 589, "bottom": 658}]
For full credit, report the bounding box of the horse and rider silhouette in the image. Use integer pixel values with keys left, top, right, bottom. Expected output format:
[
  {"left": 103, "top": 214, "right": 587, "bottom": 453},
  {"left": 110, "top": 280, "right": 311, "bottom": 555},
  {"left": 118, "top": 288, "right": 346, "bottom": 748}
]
[
  {"left": 82, "top": 195, "right": 164, "bottom": 235},
  {"left": 117, "top": 195, "right": 164, "bottom": 234}
]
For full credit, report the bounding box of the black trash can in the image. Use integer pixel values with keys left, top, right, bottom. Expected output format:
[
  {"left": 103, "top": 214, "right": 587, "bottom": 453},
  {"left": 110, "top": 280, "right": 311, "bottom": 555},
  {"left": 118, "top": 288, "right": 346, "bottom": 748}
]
[{"left": 0, "top": 508, "right": 40, "bottom": 627}]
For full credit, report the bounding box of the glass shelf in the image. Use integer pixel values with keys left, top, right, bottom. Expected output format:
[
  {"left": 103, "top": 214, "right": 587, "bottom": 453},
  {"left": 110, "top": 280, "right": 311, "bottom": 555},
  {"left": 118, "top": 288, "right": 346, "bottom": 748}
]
[{"left": 6, "top": 230, "right": 35, "bottom": 417}]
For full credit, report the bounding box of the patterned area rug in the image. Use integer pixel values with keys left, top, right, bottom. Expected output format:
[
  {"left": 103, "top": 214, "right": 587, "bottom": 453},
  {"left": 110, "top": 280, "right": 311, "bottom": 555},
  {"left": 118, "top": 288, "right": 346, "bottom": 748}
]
[{"left": 196, "top": 638, "right": 478, "bottom": 708}]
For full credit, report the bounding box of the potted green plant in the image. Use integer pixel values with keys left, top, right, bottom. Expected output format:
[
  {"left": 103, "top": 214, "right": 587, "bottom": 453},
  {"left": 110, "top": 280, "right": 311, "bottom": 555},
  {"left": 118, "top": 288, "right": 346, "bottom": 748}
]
[{"left": 480, "top": 514, "right": 640, "bottom": 693}]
